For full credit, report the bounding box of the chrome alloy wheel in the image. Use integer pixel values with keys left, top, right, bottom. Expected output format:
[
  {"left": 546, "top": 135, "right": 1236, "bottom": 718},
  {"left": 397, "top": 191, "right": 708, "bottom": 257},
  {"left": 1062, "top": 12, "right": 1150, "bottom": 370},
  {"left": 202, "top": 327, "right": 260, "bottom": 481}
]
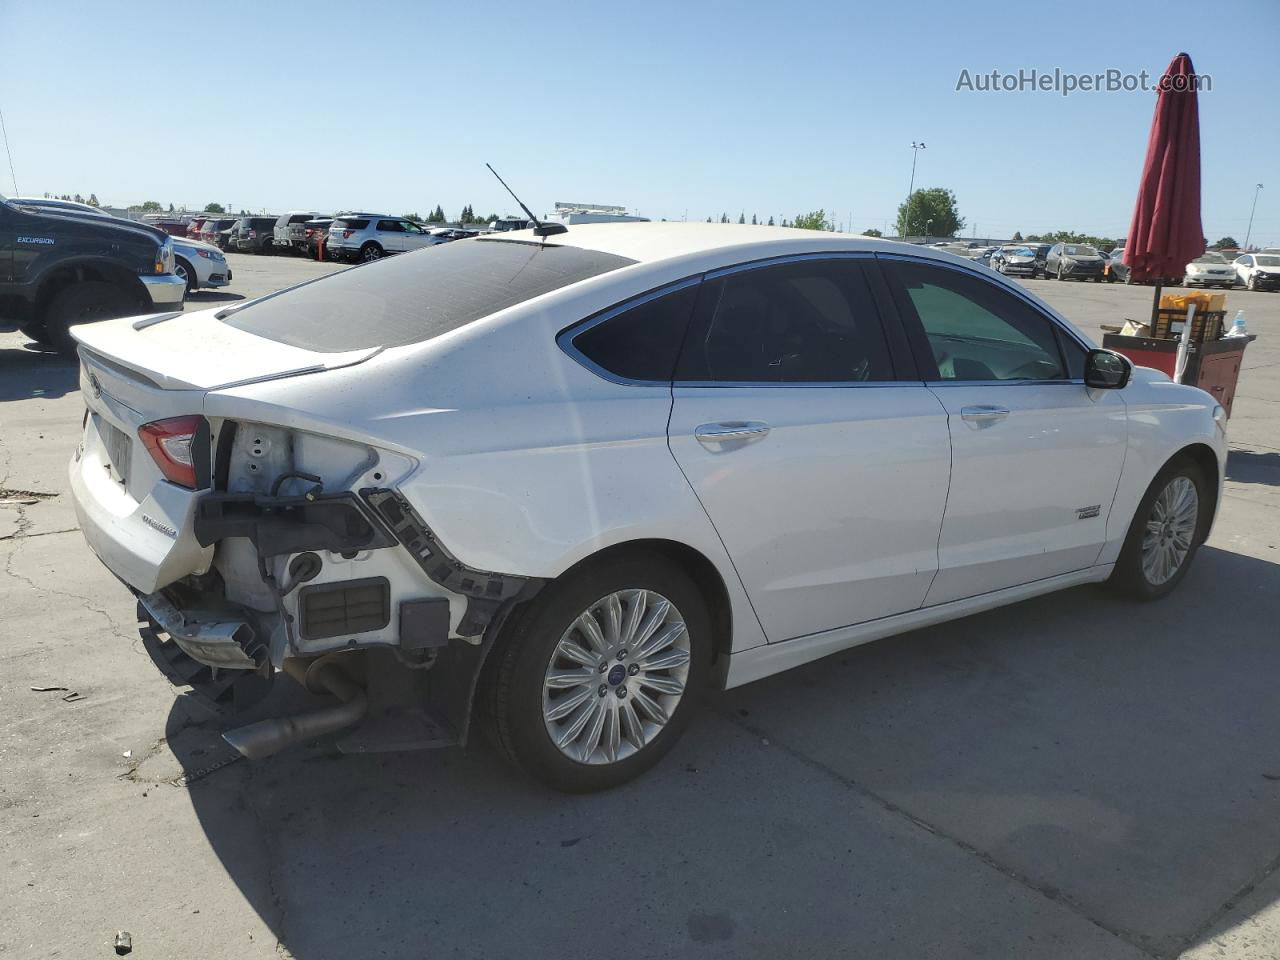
[
  {"left": 542, "top": 589, "right": 691, "bottom": 765},
  {"left": 1141, "top": 475, "right": 1199, "bottom": 586}
]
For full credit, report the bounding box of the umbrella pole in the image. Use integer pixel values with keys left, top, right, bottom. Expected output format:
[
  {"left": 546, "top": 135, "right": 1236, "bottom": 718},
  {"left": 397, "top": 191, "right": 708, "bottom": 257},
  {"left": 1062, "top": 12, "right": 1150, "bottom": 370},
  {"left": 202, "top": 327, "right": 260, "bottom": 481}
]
[{"left": 1150, "top": 282, "right": 1163, "bottom": 328}]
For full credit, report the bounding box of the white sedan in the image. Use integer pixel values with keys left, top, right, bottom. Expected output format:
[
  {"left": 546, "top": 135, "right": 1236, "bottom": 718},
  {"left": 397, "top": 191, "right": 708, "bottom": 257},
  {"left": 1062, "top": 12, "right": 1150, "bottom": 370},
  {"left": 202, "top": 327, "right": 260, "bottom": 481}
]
[
  {"left": 68, "top": 224, "right": 1226, "bottom": 791},
  {"left": 170, "top": 236, "right": 232, "bottom": 295},
  {"left": 1183, "top": 252, "right": 1237, "bottom": 288}
]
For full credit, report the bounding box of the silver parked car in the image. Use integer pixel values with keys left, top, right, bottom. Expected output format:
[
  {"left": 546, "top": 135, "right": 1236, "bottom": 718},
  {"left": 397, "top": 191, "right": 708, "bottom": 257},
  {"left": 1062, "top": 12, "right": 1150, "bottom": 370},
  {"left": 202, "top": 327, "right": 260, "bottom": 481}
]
[{"left": 326, "top": 214, "right": 446, "bottom": 263}]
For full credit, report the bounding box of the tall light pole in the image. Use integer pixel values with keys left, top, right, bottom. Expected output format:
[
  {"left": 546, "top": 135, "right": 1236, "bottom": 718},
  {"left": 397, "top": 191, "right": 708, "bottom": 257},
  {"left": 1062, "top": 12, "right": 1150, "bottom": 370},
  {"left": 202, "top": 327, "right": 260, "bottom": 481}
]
[
  {"left": 1244, "top": 183, "right": 1263, "bottom": 251},
  {"left": 902, "top": 141, "right": 925, "bottom": 238}
]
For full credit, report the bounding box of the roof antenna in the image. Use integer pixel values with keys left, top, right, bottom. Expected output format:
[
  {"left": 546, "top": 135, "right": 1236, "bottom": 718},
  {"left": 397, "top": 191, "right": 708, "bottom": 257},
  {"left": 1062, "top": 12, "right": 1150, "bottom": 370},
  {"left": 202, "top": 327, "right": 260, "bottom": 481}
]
[{"left": 485, "top": 163, "right": 567, "bottom": 238}]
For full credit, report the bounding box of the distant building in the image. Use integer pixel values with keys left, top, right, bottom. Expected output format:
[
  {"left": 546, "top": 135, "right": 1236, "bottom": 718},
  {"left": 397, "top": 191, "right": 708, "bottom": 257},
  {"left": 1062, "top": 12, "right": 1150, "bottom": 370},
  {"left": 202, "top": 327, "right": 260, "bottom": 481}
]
[{"left": 544, "top": 201, "right": 648, "bottom": 225}]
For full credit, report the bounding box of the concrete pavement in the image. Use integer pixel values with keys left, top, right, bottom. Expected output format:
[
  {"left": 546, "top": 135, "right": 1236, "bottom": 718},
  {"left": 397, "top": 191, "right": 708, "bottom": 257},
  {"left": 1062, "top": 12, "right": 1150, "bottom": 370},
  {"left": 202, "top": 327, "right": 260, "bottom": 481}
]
[{"left": 2, "top": 255, "right": 1277, "bottom": 959}]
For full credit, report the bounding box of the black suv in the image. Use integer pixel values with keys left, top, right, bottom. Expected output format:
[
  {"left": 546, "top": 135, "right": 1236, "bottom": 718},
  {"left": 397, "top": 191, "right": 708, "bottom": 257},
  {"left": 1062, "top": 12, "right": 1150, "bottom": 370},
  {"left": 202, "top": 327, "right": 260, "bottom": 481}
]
[
  {"left": 234, "top": 216, "right": 280, "bottom": 254},
  {"left": 0, "top": 194, "right": 185, "bottom": 353}
]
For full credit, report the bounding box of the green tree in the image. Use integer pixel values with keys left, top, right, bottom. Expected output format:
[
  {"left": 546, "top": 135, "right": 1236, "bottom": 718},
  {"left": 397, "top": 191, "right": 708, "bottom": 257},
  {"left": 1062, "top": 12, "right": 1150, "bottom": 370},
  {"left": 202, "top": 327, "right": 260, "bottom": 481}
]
[
  {"left": 861, "top": 227, "right": 883, "bottom": 237},
  {"left": 427, "top": 205, "right": 445, "bottom": 223},
  {"left": 203, "top": 202, "right": 226, "bottom": 213},
  {"left": 751, "top": 214, "right": 758, "bottom": 225},
  {"left": 706, "top": 216, "right": 713, "bottom": 223},
  {"left": 792, "top": 210, "right": 830, "bottom": 231},
  {"left": 168, "top": 203, "right": 174, "bottom": 213},
  {"left": 1212, "top": 236, "right": 1239, "bottom": 249},
  {"left": 402, "top": 212, "right": 421, "bottom": 222},
  {"left": 896, "top": 187, "right": 964, "bottom": 237},
  {"left": 1010, "top": 230, "right": 1024, "bottom": 242},
  {"left": 140, "top": 201, "right": 163, "bottom": 213},
  {"left": 737, "top": 212, "right": 745, "bottom": 224},
  {"left": 87, "top": 193, "right": 100, "bottom": 207},
  {"left": 767, "top": 216, "right": 775, "bottom": 226},
  {"left": 719, "top": 213, "right": 729, "bottom": 223}
]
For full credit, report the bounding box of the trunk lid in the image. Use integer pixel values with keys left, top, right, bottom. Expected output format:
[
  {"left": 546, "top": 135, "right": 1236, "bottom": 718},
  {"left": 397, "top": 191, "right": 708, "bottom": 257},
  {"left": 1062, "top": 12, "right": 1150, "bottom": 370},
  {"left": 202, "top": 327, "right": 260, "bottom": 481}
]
[{"left": 72, "top": 307, "right": 380, "bottom": 391}]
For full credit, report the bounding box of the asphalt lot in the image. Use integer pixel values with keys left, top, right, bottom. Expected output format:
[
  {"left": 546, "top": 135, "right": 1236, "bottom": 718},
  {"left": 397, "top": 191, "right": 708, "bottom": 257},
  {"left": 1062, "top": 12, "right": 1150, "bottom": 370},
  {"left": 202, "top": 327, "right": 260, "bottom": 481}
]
[{"left": 2, "top": 251, "right": 1278, "bottom": 959}]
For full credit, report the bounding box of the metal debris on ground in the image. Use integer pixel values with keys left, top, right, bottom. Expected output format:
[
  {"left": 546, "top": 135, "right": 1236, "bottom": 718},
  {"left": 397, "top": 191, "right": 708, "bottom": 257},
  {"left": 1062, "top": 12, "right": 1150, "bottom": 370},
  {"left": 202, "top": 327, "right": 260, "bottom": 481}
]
[
  {"left": 62, "top": 692, "right": 86, "bottom": 702},
  {"left": 113, "top": 930, "right": 132, "bottom": 955},
  {"left": 31, "top": 685, "right": 69, "bottom": 692}
]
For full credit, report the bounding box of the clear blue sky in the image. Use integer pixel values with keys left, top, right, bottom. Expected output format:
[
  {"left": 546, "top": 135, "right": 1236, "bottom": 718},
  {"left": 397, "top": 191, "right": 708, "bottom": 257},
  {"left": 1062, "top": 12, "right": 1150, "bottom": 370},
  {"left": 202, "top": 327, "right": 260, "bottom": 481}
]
[{"left": 2, "top": 0, "right": 1276, "bottom": 245}]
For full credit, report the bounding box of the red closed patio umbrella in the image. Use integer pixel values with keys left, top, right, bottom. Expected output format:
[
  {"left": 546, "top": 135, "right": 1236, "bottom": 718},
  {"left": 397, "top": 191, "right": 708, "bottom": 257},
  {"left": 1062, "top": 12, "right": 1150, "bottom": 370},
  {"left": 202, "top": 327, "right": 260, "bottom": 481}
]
[{"left": 1123, "top": 52, "right": 1205, "bottom": 325}]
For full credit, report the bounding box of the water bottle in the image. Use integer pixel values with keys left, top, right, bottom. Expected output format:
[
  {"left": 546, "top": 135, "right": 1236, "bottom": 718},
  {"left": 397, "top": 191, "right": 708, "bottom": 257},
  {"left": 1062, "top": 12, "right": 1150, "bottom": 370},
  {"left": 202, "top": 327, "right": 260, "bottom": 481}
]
[{"left": 1226, "top": 309, "right": 1248, "bottom": 337}]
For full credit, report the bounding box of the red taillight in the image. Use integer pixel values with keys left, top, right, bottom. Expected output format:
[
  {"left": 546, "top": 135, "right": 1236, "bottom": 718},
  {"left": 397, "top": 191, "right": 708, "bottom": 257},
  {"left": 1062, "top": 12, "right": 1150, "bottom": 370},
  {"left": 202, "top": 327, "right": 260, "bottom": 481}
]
[
  {"left": 249, "top": 229, "right": 257, "bottom": 239},
  {"left": 342, "top": 229, "right": 353, "bottom": 239},
  {"left": 138, "top": 415, "right": 204, "bottom": 488}
]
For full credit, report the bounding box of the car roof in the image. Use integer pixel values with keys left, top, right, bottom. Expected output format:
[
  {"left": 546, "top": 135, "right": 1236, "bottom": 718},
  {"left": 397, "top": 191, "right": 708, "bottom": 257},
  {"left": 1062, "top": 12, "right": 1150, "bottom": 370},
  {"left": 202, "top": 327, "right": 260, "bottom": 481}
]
[{"left": 500, "top": 222, "right": 995, "bottom": 273}]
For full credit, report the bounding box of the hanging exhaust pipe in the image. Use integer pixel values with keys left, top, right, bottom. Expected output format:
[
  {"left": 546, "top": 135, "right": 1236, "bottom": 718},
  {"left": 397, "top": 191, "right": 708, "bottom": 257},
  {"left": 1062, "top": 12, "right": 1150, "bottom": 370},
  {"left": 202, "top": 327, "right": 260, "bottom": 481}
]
[{"left": 222, "top": 657, "right": 367, "bottom": 760}]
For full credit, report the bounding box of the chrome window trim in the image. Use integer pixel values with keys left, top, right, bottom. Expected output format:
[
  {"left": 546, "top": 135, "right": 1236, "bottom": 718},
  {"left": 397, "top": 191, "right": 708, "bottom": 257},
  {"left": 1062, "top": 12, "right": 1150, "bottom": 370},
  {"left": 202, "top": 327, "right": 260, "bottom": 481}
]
[
  {"left": 874, "top": 251, "right": 1096, "bottom": 356},
  {"left": 704, "top": 249, "right": 876, "bottom": 280}
]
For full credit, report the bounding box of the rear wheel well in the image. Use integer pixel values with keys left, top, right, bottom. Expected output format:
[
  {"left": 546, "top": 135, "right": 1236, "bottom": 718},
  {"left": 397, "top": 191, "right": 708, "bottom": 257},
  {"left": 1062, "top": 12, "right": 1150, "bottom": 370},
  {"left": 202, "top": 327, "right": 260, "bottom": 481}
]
[
  {"left": 35, "top": 263, "right": 147, "bottom": 322},
  {"left": 553, "top": 540, "right": 734, "bottom": 663}
]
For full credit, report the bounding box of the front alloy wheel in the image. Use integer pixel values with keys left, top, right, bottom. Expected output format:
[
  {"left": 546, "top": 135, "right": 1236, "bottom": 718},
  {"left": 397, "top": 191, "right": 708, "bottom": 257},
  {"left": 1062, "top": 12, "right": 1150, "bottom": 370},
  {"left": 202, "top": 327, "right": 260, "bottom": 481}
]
[
  {"left": 542, "top": 589, "right": 691, "bottom": 765},
  {"left": 1110, "top": 457, "right": 1207, "bottom": 600},
  {"left": 1140, "top": 476, "right": 1199, "bottom": 586}
]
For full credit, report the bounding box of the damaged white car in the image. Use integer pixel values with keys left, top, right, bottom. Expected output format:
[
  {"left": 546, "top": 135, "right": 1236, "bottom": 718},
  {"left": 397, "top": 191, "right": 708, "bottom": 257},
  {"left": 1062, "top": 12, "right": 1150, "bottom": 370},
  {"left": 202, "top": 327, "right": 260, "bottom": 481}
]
[{"left": 69, "top": 223, "right": 1226, "bottom": 791}]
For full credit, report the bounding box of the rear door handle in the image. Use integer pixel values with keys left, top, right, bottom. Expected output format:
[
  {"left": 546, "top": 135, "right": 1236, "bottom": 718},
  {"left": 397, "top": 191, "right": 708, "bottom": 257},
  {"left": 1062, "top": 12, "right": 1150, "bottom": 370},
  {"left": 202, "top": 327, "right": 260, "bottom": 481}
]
[
  {"left": 960, "top": 405, "right": 1010, "bottom": 424},
  {"left": 694, "top": 421, "right": 772, "bottom": 449}
]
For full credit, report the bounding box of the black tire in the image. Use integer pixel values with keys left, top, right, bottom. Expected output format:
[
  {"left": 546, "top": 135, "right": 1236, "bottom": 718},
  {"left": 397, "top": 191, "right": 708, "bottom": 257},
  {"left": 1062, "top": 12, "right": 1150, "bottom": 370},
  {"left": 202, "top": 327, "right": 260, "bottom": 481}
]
[
  {"left": 359, "top": 242, "right": 383, "bottom": 263},
  {"left": 1109, "top": 456, "right": 1210, "bottom": 601},
  {"left": 43, "top": 281, "right": 138, "bottom": 355},
  {"left": 17, "top": 319, "right": 52, "bottom": 345},
  {"left": 1247, "top": 274, "right": 1258, "bottom": 291},
  {"left": 480, "top": 553, "right": 713, "bottom": 792},
  {"left": 1056, "top": 263, "right": 1065, "bottom": 280},
  {"left": 174, "top": 256, "right": 196, "bottom": 296}
]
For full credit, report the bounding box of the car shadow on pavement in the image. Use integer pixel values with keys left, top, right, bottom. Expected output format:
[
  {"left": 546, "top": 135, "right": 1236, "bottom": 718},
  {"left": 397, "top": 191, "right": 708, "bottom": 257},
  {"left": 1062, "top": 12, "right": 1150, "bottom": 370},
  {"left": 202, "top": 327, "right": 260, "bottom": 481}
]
[
  {"left": 185, "top": 291, "right": 245, "bottom": 305},
  {"left": 177, "top": 544, "right": 1280, "bottom": 960},
  {"left": 0, "top": 341, "right": 79, "bottom": 400},
  {"left": 1226, "top": 448, "right": 1280, "bottom": 488}
]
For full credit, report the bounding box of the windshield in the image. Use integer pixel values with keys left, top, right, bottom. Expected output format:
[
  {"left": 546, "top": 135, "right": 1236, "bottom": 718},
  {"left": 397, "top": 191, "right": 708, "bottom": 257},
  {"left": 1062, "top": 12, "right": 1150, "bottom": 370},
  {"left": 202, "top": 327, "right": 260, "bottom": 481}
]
[
  {"left": 1194, "top": 254, "right": 1227, "bottom": 263},
  {"left": 1063, "top": 245, "right": 1097, "bottom": 257},
  {"left": 1007, "top": 247, "right": 1034, "bottom": 256},
  {"left": 221, "top": 238, "right": 637, "bottom": 352},
  {"left": 1258, "top": 256, "right": 1280, "bottom": 267}
]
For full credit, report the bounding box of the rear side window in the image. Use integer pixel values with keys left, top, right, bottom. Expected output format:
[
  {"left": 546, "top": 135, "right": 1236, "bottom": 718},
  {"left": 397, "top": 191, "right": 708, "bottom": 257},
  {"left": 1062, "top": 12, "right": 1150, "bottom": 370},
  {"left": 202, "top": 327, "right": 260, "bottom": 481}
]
[
  {"left": 566, "top": 283, "right": 701, "bottom": 382},
  {"left": 334, "top": 218, "right": 369, "bottom": 230},
  {"left": 377, "top": 219, "right": 405, "bottom": 232},
  {"left": 221, "top": 239, "right": 636, "bottom": 352},
  {"left": 676, "top": 259, "right": 896, "bottom": 383}
]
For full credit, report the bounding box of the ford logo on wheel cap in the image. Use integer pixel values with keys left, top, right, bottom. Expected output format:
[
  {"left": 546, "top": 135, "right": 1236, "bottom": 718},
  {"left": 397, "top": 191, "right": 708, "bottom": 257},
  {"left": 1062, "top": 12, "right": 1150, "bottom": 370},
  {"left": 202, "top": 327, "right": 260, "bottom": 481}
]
[{"left": 607, "top": 664, "right": 627, "bottom": 686}]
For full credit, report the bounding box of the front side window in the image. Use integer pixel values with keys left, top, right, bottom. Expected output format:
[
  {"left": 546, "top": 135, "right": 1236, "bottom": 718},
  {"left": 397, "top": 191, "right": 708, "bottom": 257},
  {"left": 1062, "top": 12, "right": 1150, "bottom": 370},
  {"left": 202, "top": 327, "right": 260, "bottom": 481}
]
[
  {"left": 884, "top": 260, "right": 1067, "bottom": 382},
  {"left": 674, "top": 259, "right": 895, "bottom": 383},
  {"left": 567, "top": 283, "right": 701, "bottom": 382}
]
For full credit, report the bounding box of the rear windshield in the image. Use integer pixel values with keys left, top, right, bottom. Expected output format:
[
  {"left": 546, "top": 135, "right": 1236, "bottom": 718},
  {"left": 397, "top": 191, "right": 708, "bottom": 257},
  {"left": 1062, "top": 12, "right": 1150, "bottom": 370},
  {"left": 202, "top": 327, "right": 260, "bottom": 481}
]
[
  {"left": 288, "top": 214, "right": 313, "bottom": 224},
  {"left": 221, "top": 238, "right": 637, "bottom": 352}
]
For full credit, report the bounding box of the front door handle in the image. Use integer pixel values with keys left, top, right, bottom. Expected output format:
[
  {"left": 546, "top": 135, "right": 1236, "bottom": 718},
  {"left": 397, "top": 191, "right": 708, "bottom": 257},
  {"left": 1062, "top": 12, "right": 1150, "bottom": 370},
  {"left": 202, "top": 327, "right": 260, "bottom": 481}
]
[
  {"left": 694, "top": 421, "right": 772, "bottom": 449},
  {"left": 960, "top": 404, "right": 1010, "bottom": 424}
]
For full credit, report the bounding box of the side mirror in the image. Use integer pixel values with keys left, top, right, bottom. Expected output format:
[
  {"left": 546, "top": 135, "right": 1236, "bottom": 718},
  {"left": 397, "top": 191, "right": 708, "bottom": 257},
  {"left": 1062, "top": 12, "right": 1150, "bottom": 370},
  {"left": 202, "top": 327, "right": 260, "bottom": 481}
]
[{"left": 1084, "top": 349, "right": 1131, "bottom": 389}]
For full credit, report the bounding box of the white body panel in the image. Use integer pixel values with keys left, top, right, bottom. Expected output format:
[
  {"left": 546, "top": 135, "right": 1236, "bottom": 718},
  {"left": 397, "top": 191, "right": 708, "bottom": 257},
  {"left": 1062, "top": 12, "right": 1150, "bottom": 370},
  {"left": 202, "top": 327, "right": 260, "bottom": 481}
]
[
  {"left": 923, "top": 382, "right": 1128, "bottom": 604},
  {"left": 668, "top": 384, "right": 950, "bottom": 641},
  {"left": 65, "top": 224, "right": 1227, "bottom": 685}
]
